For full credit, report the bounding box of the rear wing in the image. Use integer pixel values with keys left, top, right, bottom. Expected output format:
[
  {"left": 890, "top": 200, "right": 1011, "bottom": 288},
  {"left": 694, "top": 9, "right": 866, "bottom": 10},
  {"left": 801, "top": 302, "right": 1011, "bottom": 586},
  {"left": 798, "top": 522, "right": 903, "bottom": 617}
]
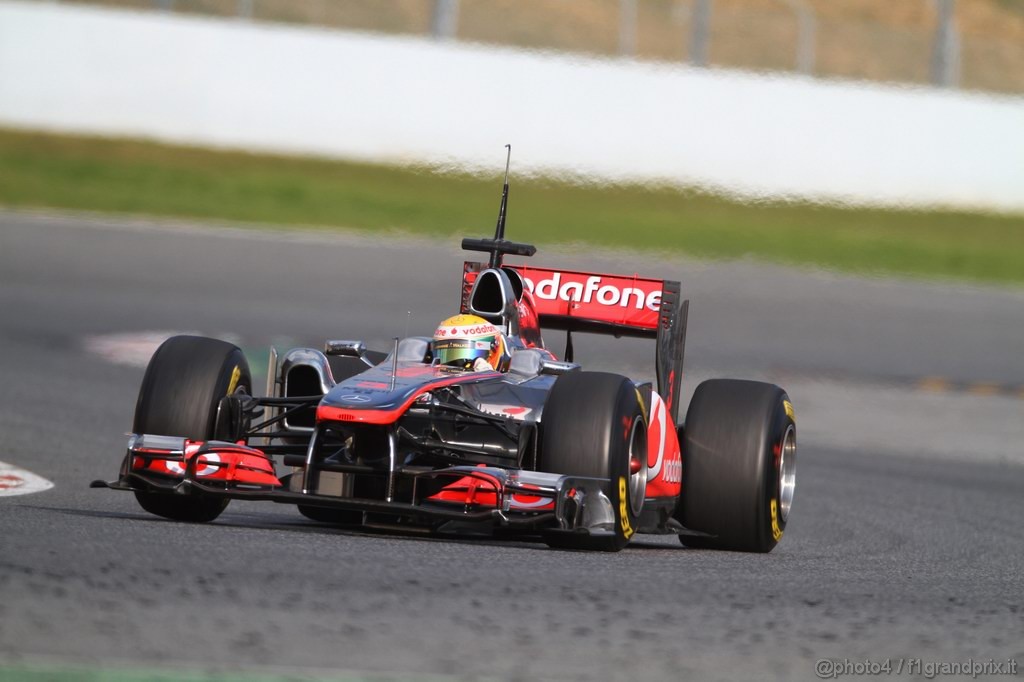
[{"left": 462, "top": 262, "right": 689, "bottom": 424}]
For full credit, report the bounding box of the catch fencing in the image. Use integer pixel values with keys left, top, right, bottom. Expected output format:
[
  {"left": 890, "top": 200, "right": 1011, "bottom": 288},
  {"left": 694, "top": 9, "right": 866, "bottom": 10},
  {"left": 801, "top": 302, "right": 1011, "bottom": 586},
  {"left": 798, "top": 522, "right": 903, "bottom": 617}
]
[{"left": 47, "top": 0, "right": 1024, "bottom": 95}]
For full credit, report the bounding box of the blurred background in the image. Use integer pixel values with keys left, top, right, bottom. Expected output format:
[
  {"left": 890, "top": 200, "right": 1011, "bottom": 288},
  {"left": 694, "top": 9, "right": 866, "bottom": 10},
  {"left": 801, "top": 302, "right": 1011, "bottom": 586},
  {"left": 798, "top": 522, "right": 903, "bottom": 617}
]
[
  {"left": 3, "top": 0, "right": 1023, "bottom": 285},
  {"left": 52, "top": 0, "right": 1024, "bottom": 94}
]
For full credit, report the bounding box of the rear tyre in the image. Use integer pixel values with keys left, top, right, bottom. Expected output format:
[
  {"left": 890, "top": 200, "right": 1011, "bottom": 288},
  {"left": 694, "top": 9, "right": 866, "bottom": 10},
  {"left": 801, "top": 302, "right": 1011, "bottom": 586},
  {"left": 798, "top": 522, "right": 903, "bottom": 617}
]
[
  {"left": 675, "top": 379, "right": 796, "bottom": 553},
  {"left": 132, "top": 335, "right": 252, "bottom": 523},
  {"left": 538, "top": 372, "right": 646, "bottom": 552}
]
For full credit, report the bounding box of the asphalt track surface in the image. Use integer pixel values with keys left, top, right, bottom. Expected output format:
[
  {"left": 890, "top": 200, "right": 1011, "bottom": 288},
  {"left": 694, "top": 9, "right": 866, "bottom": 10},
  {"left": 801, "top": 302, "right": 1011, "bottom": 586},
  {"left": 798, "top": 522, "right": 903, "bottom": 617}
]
[{"left": 1, "top": 211, "right": 1022, "bottom": 681}]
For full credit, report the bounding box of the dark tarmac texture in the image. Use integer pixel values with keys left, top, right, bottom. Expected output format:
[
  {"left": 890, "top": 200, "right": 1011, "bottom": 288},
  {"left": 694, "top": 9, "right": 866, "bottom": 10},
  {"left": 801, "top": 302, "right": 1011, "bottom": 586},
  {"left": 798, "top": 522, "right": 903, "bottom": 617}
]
[{"left": 1, "top": 212, "right": 1021, "bottom": 681}]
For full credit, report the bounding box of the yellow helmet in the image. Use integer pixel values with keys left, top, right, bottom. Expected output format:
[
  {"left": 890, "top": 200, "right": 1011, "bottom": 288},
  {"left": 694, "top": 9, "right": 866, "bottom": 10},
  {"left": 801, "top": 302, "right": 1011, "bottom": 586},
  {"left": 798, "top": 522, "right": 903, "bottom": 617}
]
[{"left": 432, "top": 314, "right": 509, "bottom": 371}]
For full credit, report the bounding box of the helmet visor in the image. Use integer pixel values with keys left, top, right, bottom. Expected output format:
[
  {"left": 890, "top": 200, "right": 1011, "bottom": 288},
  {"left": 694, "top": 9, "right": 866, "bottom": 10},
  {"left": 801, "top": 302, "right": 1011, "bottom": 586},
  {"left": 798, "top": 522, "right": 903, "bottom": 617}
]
[{"left": 433, "top": 338, "right": 493, "bottom": 368}]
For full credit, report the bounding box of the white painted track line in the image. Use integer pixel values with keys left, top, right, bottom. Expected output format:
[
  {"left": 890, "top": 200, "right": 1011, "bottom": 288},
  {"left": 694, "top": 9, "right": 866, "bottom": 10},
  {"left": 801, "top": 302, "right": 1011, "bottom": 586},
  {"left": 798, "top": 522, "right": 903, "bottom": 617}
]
[{"left": 0, "top": 461, "right": 55, "bottom": 497}]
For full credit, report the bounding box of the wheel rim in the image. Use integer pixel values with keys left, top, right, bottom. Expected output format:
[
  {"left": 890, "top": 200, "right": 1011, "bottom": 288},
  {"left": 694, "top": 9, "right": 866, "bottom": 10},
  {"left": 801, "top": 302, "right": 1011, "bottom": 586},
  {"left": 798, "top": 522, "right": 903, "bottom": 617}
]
[
  {"left": 627, "top": 416, "right": 647, "bottom": 518},
  {"left": 778, "top": 424, "right": 796, "bottom": 523}
]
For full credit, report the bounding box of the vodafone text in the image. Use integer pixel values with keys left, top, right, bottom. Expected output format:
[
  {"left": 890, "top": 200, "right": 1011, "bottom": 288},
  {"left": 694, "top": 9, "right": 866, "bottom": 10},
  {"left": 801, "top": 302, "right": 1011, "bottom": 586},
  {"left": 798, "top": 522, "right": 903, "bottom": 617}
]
[{"left": 522, "top": 272, "right": 662, "bottom": 312}]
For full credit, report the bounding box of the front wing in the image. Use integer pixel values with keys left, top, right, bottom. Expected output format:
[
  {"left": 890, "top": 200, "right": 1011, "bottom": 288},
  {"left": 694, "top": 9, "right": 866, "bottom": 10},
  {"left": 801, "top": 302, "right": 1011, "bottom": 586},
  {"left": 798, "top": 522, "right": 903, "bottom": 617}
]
[{"left": 91, "top": 434, "right": 620, "bottom": 539}]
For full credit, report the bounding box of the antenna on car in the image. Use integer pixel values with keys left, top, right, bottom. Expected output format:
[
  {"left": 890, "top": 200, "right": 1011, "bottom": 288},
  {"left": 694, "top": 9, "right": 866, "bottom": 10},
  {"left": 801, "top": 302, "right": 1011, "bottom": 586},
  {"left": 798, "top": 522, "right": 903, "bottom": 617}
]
[
  {"left": 461, "top": 144, "right": 536, "bottom": 268},
  {"left": 389, "top": 337, "right": 399, "bottom": 391},
  {"left": 493, "top": 144, "right": 511, "bottom": 251}
]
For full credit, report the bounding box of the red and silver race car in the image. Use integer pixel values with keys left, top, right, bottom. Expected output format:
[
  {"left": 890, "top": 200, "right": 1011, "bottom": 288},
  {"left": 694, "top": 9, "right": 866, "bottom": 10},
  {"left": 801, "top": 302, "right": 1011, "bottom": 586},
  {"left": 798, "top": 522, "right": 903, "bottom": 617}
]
[{"left": 93, "top": 161, "right": 797, "bottom": 553}]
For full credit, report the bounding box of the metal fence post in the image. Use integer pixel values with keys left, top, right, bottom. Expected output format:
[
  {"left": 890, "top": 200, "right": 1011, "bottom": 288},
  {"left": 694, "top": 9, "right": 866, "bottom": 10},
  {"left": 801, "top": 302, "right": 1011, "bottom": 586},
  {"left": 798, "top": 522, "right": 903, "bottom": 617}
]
[
  {"left": 931, "top": 0, "right": 960, "bottom": 87},
  {"left": 431, "top": 0, "right": 460, "bottom": 41},
  {"left": 689, "top": 0, "right": 712, "bottom": 67},
  {"left": 237, "top": 0, "right": 253, "bottom": 19},
  {"left": 782, "top": 0, "right": 816, "bottom": 75},
  {"left": 619, "top": 0, "right": 638, "bottom": 57}
]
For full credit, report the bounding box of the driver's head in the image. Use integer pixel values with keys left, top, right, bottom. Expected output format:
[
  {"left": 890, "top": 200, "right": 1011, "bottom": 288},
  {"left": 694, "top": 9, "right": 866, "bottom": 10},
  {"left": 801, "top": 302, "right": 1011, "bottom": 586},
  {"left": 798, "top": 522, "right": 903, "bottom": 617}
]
[{"left": 431, "top": 314, "right": 510, "bottom": 372}]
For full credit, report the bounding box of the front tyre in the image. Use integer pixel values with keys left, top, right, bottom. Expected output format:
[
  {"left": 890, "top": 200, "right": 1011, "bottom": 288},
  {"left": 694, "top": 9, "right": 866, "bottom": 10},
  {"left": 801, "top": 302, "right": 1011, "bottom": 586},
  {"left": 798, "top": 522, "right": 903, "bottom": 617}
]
[
  {"left": 538, "top": 372, "right": 647, "bottom": 552},
  {"left": 132, "top": 335, "right": 252, "bottom": 523},
  {"left": 675, "top": 379, "right": 796, "bottom": 553}
]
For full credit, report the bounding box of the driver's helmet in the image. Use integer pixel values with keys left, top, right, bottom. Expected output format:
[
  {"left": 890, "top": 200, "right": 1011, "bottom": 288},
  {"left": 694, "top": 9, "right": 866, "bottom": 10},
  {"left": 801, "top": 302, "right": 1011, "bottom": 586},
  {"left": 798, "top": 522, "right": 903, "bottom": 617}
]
[{"left": 431, "top": 314, "right": 510, "bottom": 372}]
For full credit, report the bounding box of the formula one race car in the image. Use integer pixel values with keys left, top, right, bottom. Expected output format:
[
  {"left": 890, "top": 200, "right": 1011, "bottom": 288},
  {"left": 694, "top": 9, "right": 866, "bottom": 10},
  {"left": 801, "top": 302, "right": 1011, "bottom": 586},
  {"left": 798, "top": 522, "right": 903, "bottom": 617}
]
[{"left": 93, "top": 154, "right": 797, "bottom": 552}]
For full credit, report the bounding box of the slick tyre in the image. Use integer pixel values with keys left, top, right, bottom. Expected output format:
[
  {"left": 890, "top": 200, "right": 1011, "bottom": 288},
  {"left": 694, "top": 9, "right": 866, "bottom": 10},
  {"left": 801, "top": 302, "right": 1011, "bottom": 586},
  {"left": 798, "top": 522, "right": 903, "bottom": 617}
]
[
  {"left": 539, "top": 372, "right": 646, "bottom": 552},
  {"left": 675, "top": 379, "right": 796, "bottom": 553},
  {"left": 132, "top": 335, "right": 252, "bottom": 523}
]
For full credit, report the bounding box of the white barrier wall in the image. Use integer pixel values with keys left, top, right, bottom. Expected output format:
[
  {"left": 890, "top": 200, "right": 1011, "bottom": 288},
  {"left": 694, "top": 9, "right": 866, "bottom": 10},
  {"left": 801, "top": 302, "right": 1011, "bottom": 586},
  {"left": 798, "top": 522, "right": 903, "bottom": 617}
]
[{"left": 1, "top": 1, "right": 1022, "bottom": 212}]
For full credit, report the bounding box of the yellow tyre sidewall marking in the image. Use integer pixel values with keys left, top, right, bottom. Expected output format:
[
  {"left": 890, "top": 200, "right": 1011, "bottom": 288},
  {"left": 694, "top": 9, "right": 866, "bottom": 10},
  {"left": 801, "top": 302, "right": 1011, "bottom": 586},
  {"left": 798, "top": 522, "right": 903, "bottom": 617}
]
[
  {"left": 226, "top": 365, "right": 241, "bottom": 395},
  {"left": 618, "top": 476, "right": 635, "bottom": 539},
  {"left": 634, "top": 389, "right": 648, "bottom": 425},
  {"left": 783, "top": 399, "right": 795, "bottom": 423},
  {"left": 770, "top": 498, "right": 783, "bottom": 541}
]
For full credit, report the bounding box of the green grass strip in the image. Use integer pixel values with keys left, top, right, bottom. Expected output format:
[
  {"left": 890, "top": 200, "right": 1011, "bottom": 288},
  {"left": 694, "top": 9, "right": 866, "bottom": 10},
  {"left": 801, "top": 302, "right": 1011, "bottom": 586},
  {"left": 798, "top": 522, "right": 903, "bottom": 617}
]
[{"left": 2, "top": 128, "right": 1021, "bottom": 285}]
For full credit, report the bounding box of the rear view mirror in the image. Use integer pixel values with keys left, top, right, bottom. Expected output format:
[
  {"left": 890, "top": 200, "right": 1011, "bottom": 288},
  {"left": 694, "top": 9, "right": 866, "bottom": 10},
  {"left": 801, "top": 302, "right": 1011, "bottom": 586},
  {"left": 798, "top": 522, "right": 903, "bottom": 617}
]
[{"left": 324, "top": 340, "right": 366, "bottom": 357}]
